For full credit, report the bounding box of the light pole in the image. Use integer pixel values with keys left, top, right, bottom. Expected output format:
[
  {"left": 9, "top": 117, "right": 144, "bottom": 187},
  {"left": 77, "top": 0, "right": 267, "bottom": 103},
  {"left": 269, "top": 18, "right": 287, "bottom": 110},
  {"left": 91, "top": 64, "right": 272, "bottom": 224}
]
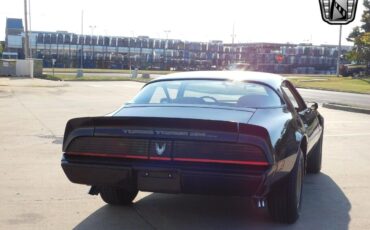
[
  {"left": 231, "top": 23, "right": 236, "bottom": 45},
  {"left": 164, "top": 30, "right": 171, "bottom": 70},
  {"left": 336, "top": 25, "right": 342, "bottom": 77},
  {"left": 89, "top": 25, "right": 96, "bottom": 68},
  {"left": 129, "top": 31, "right": 135, "bottom": 74},
  {"left": 77, "top": 10, "right": 84, "bottom": 77}
]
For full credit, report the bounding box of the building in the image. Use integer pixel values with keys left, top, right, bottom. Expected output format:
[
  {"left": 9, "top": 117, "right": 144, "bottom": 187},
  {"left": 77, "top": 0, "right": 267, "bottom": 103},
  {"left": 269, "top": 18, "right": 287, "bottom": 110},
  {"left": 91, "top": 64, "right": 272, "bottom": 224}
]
[
  {"left": 4, "top": 18, "right": 24, "bottom": 59},
  {"left": 4, "top": 18, "right": 352, "bottom": 74}
]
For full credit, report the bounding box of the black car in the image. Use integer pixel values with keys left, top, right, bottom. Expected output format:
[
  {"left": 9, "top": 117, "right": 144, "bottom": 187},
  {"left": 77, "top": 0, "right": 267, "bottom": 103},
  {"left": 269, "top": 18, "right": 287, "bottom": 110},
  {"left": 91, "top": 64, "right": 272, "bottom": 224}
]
[
  {"left": 61, "top": 71, "right": 324, "bottom": 223},
  {"left": 339, "top": 64, "right": 369, "bottom": 77}
]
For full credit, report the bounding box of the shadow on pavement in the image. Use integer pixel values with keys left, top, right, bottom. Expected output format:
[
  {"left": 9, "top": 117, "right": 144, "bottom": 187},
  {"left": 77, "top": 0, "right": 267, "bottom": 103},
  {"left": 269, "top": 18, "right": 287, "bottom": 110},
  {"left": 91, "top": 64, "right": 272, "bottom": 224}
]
[{"left": 74, "top": 173, "right": 350, "bottom": 230}]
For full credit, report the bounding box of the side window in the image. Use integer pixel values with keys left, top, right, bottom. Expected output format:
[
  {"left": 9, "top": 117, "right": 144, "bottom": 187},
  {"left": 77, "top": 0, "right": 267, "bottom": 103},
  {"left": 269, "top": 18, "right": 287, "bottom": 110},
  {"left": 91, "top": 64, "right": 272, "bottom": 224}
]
[{"left": 281, "top": 84, "right": 300, "bottom": 110}]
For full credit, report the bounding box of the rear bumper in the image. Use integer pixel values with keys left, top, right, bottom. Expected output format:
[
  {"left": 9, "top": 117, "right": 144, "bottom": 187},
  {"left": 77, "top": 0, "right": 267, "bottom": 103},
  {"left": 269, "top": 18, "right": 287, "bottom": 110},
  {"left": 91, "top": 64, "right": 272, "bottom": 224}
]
[{"left": 61, "top": 155, "right": 271, "bottom": 197}]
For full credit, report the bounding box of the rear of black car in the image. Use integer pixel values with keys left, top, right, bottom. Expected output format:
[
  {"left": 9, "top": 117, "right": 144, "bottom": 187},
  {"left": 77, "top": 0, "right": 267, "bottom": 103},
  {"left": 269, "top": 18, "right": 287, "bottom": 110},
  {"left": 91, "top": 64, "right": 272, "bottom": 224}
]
[
  {"left": 61, "top": 116, "right": 273, "bottom": 197},
  {"left": 61, "top": 75, "right": 311, "bottom": 222}
]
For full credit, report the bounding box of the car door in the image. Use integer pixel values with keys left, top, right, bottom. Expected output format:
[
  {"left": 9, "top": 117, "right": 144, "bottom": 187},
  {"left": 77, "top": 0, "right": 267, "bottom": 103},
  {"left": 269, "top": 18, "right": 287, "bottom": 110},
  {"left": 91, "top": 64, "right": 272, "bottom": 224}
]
[{"left": 281, "top": 81, "right": 322, "bottom": 152}]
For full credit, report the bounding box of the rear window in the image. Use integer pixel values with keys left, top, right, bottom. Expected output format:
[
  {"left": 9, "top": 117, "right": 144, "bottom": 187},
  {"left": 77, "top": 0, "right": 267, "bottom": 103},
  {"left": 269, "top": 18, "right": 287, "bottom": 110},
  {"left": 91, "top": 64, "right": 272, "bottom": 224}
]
[{"left": 131, "top": 80, "right": 282, "bottom": 108}]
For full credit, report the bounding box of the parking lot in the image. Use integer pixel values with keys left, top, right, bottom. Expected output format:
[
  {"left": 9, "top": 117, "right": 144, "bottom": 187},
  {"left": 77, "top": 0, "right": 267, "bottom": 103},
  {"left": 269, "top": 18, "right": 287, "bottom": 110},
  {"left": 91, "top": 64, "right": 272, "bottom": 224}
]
[{"left": 0, "top": 79, "right": 370, "bottom": 230}]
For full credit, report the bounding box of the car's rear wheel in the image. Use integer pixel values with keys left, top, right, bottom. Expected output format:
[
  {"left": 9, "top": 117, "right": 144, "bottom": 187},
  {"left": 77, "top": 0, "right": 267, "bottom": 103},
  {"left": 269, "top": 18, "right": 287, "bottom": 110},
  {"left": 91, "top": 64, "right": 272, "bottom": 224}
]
[
  {"left": 268, "top": 149, "right": 304, "bottom": 223},
  {"left": 307, "top": 133, "right": 323, "bottom": 174},
  {"left": 100, "top": 187, "right": 138, "bottom": 205}
]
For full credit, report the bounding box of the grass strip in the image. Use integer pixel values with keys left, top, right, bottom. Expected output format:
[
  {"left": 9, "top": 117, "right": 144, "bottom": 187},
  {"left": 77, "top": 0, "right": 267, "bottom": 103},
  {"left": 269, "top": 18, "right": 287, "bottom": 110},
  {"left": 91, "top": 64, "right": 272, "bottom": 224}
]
[{"left": 288, "top": 76, "right": 370, "bottom": 94}]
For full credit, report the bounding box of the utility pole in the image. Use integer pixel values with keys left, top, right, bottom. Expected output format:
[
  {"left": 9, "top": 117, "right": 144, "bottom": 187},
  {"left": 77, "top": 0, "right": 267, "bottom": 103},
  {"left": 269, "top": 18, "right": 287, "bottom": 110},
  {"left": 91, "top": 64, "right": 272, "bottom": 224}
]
[
  {"left": 28, "top": 0, "right": 32, "bottom": 58},
  {"left": 336, "top": 25, "right": 342, "bottom": 77},
  {"left": 24, "top": 0, "right": 34, "bottom": 78},
  {"left": 23, "top": 0, "right": 29, "bottom": 59},
  {"left": 29, "top": 0, "right": 33, "bottom": 78}
]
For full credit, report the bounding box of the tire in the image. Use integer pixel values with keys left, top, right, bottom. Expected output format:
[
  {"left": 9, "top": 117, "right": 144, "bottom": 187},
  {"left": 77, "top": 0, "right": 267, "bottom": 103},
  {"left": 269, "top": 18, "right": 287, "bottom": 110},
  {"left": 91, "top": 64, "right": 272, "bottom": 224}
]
[
  {"left": 306, "top": 134, "right": 323, "bottom": 174},
  {"left": 268, "top": 149, "right": 304, "bottom": 224},
  {"left": 100, "top": 187, "right": 138, "bottom": 205}
]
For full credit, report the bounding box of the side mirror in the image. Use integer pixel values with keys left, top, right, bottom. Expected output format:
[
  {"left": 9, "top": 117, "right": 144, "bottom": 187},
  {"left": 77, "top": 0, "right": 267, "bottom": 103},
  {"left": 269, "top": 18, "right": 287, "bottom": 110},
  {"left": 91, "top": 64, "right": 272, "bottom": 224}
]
[{"left": 307, "top": 102, "right": 318, "bottom": 111}]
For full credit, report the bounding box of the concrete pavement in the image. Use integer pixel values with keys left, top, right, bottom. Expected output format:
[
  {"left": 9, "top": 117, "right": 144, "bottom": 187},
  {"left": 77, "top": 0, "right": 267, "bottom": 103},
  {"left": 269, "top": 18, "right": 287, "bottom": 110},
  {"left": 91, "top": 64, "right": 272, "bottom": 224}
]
[{"left": 297, "top": 88, "right": 370, "bottom": 109}]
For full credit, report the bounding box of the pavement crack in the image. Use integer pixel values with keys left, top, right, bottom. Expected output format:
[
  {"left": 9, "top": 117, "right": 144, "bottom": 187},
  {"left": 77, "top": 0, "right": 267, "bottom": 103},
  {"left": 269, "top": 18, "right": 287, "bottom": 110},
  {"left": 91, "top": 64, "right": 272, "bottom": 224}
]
[
  {"left": 12, "top": 89, "right": 57, "bottom": 139},
  {"left": 133, "top": 206, "right": 157, "bottom": 230}
]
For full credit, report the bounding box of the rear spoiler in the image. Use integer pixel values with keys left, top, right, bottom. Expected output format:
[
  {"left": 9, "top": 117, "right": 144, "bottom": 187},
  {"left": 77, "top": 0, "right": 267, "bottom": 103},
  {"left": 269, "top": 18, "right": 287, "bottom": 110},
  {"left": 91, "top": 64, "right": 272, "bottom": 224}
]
[{"left": 63, "top": 116, "right": 271, "bottom": 154}]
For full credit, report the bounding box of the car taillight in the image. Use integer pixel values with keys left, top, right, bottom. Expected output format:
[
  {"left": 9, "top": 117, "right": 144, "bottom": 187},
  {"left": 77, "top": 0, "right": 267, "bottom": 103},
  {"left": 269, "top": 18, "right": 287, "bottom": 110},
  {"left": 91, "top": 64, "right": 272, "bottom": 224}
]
[{"left": 173, "top": 141, "right": 268, "bottom": 166}]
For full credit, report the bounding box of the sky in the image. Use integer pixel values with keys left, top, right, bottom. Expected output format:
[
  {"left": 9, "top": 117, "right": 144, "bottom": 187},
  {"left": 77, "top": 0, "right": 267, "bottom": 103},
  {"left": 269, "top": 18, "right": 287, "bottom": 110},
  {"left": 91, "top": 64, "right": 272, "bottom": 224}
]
[{"left": 0, "top": 0, "right": 366, "bottom": 46}]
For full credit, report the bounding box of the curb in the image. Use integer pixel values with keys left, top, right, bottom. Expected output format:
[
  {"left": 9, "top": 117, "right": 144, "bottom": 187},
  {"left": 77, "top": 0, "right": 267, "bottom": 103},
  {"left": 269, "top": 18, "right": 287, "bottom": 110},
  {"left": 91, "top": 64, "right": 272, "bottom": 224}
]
[{"left": 322, "top": 103, "right": 370, "bottom": 115}]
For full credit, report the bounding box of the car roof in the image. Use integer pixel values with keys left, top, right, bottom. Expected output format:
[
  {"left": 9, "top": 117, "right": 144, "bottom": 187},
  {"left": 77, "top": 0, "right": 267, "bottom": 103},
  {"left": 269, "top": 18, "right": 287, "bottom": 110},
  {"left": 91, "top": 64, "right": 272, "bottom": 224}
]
[{"left": 150, "top": 71, "right": 284, "bottom": 89}]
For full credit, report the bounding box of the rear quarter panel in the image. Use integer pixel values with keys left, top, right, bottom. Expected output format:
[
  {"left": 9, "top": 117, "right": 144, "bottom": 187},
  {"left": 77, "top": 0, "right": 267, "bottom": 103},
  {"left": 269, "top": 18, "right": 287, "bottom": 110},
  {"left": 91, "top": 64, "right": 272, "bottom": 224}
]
[{"left": 248, "top": 107, "right": 304, "bottom": 171}]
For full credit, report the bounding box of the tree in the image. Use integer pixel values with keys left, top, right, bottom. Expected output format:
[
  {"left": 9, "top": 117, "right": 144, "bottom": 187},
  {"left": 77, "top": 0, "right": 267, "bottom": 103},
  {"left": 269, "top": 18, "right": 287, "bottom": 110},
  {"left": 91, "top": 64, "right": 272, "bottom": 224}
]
[
  {"left": 347, "top": 0, "right": 370, "bottom": 63},
  {"left": 0, "top": 41, "right": 4, "bottom": 54}
]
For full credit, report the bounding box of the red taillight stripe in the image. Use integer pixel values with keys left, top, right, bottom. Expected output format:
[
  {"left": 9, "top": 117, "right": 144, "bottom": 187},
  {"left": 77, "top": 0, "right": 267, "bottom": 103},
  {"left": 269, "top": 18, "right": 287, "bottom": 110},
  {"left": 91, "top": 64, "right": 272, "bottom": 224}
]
[
  {"left": 150, "top": 156, "right": 171, "bottom": 161},
  {"left": 65, "top": 152, "right": 268, "bottom": 166},
  {"left": 173, "top": 157, "right": 269, "bottom": 166},
  {"left": 66, "top": 152, "right": 148, "bottom": 160}
]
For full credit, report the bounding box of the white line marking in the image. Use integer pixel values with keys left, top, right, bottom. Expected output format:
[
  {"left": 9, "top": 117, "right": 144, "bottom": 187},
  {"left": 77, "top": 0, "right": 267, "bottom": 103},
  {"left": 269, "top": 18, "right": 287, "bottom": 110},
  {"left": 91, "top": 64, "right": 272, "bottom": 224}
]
[
  {"left": 325, "top": 133, "right": 370, "bottom": 137},
  {"left": 112, "top": 84, "right": 140, "bottom": 88},
  {"left": 326, "top": 121, "right": 370, "bottom": 124},
  {"left": 87, "top": 84, "right": 103, "bottom": 88}
]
